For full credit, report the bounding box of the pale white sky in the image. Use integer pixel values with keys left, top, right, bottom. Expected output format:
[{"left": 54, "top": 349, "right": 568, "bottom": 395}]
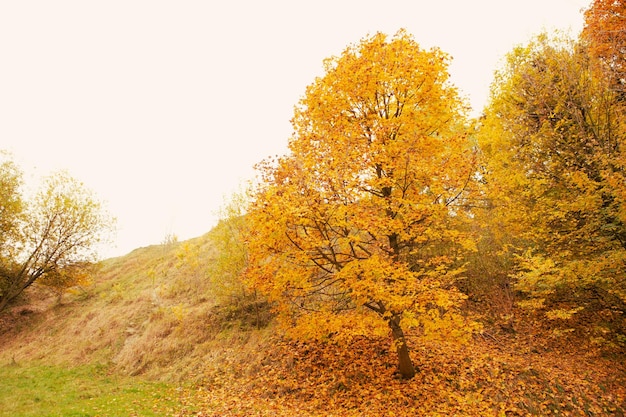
[{"left": 0, "top": 0, "right": 589, "bottom": 258}]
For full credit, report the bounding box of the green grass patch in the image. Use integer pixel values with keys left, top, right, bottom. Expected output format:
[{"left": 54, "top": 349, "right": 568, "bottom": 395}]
[{"left": 0, "top": 363, "right": 191, "bottom": 416}]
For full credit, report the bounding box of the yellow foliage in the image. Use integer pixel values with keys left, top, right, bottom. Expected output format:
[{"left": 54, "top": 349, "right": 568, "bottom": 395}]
[
  {"left": 477, "top": 29, "right": 626, "bottom": 343},
  {"left": 545, "top": 307, "right": 584, "bottom": 320},
  {"left": 246, "top": 30, "right": 478, "bottom": 378},
  {"left": 39, "top": 262, "right": 95, "bottom": 295}
]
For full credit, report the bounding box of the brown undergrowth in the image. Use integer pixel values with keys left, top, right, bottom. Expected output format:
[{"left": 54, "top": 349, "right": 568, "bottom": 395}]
[{"left": 175, "top": 322, "right": 625, "bottom": 417}]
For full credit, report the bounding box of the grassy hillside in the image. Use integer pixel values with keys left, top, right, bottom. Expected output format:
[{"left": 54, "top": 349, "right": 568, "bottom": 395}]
[
  {"left": 1, "top": 232, "right": 625, "bottom": 416},
  {"left": 0, "top": 363, "right": 181, "bottom": 416},
  {"left": 0, "top": 232, "right": 269, "bottom": 380}
]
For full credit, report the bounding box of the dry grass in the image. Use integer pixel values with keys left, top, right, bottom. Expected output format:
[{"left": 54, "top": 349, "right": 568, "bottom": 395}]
[{"left": 0, "top": 232, "right": 268, "bottom": 384}]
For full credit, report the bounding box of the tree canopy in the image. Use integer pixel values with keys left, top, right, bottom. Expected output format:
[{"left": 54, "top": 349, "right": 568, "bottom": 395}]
[
  {"left": 0, "top": 156, "right": 113, "bottom": 312},
  {"left": 245, "top": 31, "right": 477, "bottom": 379},
  {"left": 582, "top": 0, "right": 626, "bottom": 99},
  {"left": 477, "top": 9, "right": 626, "bottom": 341}
]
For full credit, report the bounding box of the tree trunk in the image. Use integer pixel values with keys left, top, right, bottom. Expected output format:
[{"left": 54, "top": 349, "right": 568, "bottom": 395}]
[
  {"left": 0, "top": 296, "right": 10, "bottom": 313},
  {"left": 0, "top": 270, "right": 34, "bottom": 313},
  {"left": 0, "top": 280, "right": 22, "bottom": 313},
  {"left": 388, "top": 315, "right": 416, "bottom": 379},
  {"left": 0, "top": 286, "right": 25, "bottom": 313}
]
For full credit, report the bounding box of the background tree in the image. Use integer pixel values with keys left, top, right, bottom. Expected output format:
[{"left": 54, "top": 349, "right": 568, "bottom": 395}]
[
  {"left": 0, "top": 154, "right": 26, "bottom": 307},
  {"left": 0, "top": 154, "right": 24, "bottom": 253},
  {"left": 477, "top": 32, "right": 626, "bottom": 341},
  {"left": 208, "top": 191, "right": 250, "bottom": 304},
  {"left": 0, "top": 161, "right": 113, "bottom": 312},
  {"left": 204, "top": 190, "right": 269, "bottom": 328},
  {"left": 582, "top": 0, "right": 626, "bottom": 100},
  {"left": 245, "top": 31, "right": 477, "bottom": 379}
]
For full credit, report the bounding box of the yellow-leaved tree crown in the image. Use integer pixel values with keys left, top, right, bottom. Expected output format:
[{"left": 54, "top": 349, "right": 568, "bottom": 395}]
[{"left": 245, "top": 30, "right": 477, "bottom": 379}]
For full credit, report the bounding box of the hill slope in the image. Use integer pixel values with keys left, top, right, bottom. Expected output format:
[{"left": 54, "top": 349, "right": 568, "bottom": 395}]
[
  {"left": 0, "top": 233, "right": 269, "bottom": 383},
  {"left": 0, "top": 233, "right": 625, "bottom": 416}
]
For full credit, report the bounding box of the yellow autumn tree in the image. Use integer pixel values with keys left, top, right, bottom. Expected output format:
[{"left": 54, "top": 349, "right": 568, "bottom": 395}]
[
  {"left": 205, "top": 190, "right": 270, "bottom": 329},
  {"left": 582, "top": 0, "right": 626, "bottom": 100},
  {"left": 0, "top": 165, "right": 113, "bottom": 312},
  {"left": 245, "top": 31, "right": 477, "bottom": 379},
  {"left": 478, "top": 31, "right": 626, "bottom": 342}
]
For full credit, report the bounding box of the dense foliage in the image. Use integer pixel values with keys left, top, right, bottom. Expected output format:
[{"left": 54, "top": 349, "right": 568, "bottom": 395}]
[
  {"left": 245, "top": 31, "right": 477, "bottom": 379},
  {"left": 477, "top": 0, "right": 626, "bottom": 347},
  {"left": 243, "top": 1, "right": 626, "bottom": 381}
]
